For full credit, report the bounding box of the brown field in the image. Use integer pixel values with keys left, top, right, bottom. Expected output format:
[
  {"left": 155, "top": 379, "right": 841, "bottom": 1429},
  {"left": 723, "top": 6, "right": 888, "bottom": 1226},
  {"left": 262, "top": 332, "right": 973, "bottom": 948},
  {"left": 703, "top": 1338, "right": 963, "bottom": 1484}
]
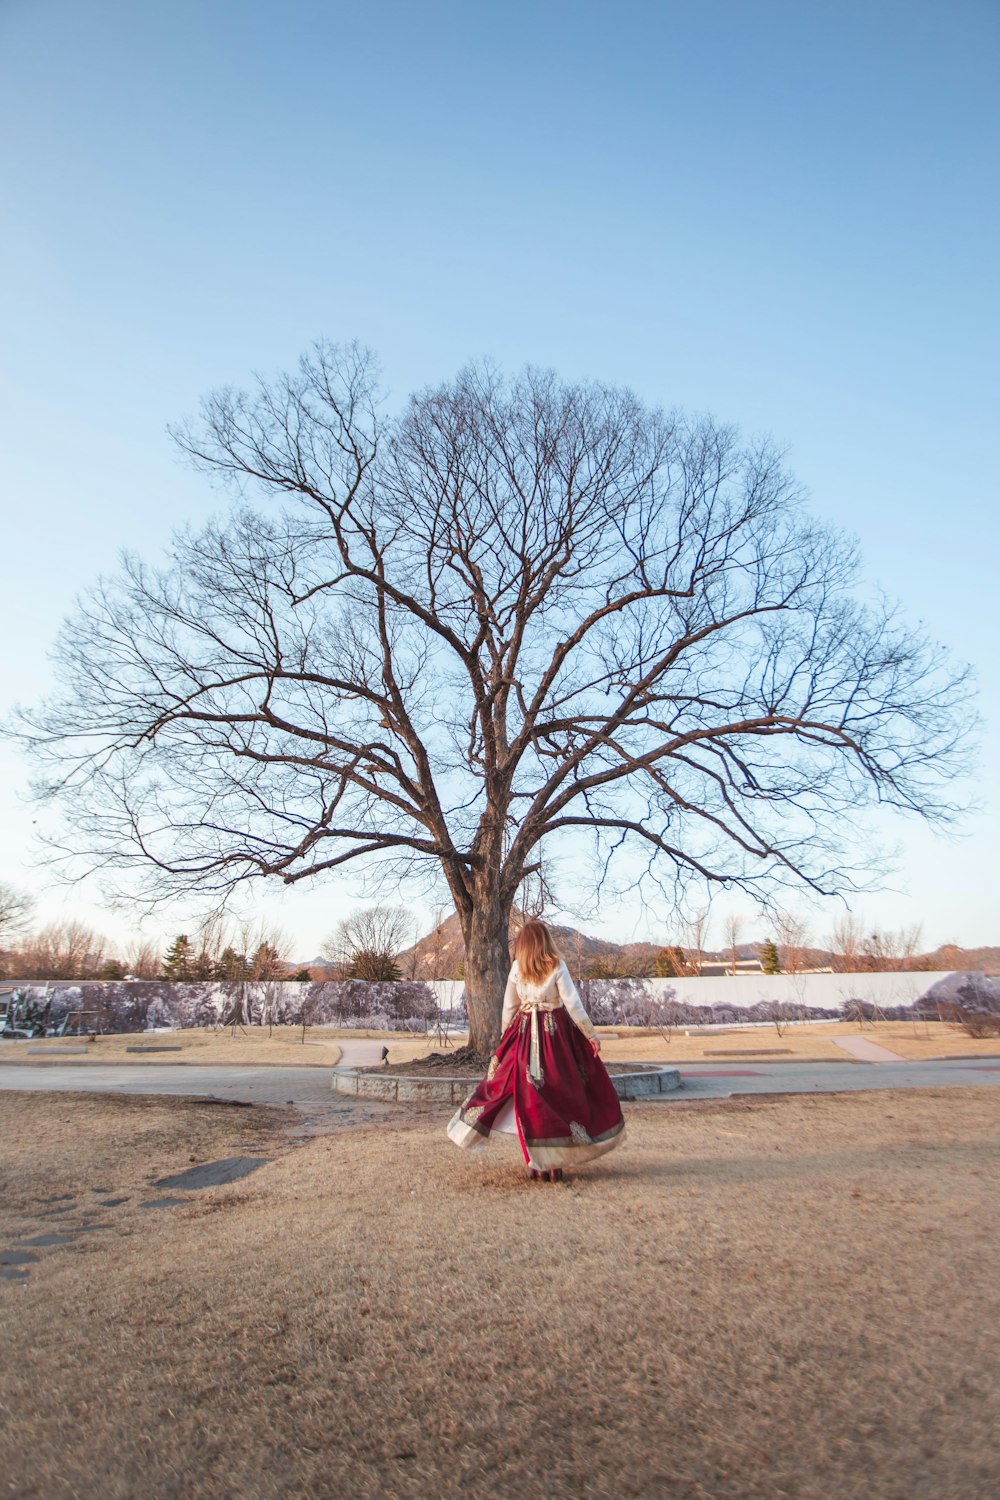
[
  {"left": 332, "top": 1019, "right": 1000, "bottom": 1067},
  {"left": 1, "top": 1087, "right": 998, "bottom": 1499},
  {"left": 824, "top": 1022, "right": 1000, "bottom": 1061},
  {"left": 0, "top": 1027, "right": 345, "bottom": 1068},
  {"left": 4, "top": 1019, "right": 997, "bottom": 1073},
  {"left": 0, "top": 1027, "right": 457, "bottom": 1069},
  {"left": 597, "top": 1020, "right": 1000, "bottom": 1064}
]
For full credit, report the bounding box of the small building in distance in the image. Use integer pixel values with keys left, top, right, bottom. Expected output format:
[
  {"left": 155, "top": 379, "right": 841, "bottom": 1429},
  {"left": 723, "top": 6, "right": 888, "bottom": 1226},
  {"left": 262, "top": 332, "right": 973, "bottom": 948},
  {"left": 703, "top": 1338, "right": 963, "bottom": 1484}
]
[{"left": 698, "top": 958, "right": 764, "bottom": 977}]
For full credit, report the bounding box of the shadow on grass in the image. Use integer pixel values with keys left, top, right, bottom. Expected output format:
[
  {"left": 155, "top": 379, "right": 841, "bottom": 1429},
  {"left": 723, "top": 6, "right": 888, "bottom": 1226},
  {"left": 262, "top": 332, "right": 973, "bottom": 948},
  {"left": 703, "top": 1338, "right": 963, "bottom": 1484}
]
[{"left": 444, "top": 1135, "right": 998, "bottom": 1195}]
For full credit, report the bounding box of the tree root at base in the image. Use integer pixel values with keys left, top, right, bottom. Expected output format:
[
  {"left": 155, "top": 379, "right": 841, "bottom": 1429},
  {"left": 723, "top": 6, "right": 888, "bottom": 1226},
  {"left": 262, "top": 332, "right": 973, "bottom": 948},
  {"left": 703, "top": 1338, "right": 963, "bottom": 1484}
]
[{"left": 423, "top": 1044, "right": 489, "bottom": 1069}]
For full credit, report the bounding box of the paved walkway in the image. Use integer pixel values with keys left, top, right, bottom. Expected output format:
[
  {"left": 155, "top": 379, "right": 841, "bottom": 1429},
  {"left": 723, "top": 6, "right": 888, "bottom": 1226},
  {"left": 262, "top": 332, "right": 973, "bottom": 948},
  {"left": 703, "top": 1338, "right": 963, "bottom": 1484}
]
[
  {"left": 0, "top": 1063, "right": 337, "bottom": 1107},
  {"left": 333, "top": 1039, "right": 388, "bottom": 1068},
  {"left": 2, "top": 1057, "right": 999, "bottom": 1108},
  {"left": 674, "top": 1058, "right": 1000, "bottom": 1099},
  {"left": 831, "top": 1036, "right": 907, "bottom": 1063}
]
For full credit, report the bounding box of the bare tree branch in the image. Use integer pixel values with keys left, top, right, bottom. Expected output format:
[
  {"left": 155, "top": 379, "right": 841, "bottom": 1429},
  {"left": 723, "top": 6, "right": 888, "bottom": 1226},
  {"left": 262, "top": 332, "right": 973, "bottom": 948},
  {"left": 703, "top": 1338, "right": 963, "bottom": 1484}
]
[{"left": 10, "top": 345, "right": 975, "bottom": 1051}]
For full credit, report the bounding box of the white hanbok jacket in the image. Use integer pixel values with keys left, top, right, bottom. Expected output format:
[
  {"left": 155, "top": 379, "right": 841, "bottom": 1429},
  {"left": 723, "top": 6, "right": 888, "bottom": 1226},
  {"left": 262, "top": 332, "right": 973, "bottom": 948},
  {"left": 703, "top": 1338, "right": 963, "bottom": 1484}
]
[{"left": 501, "top": 958, "right": 598, "bottom": 1041}]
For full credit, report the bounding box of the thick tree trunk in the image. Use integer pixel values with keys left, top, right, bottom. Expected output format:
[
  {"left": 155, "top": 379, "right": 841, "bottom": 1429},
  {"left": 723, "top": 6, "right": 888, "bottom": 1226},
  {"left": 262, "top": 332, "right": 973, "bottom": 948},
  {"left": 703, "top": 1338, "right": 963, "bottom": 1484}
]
[{"left": 460, "top": 887, "right": 514, "bottom": 1059}]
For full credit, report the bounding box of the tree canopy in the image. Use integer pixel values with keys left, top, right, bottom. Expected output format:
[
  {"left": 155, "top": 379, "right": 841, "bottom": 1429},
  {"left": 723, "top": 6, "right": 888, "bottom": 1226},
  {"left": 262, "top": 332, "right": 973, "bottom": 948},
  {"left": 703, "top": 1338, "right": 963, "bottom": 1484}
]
[{"left": 15, "top": 343, "right": 972, "bottom": 1050}]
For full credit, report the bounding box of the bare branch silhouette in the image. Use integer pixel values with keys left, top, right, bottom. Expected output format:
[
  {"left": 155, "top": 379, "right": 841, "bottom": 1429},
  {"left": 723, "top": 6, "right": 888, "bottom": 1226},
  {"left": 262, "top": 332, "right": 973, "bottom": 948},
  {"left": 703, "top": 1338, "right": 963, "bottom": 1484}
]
[{"left": 14, "top": 345, "right": 974, "bottom": 1051}]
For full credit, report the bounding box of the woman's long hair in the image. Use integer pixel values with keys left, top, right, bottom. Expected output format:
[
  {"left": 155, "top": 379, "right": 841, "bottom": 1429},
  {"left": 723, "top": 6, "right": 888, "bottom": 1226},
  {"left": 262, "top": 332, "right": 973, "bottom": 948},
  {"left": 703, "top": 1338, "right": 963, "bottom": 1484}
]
[{"left": 514, "top": 919, "right": 562, "bottom": 985}]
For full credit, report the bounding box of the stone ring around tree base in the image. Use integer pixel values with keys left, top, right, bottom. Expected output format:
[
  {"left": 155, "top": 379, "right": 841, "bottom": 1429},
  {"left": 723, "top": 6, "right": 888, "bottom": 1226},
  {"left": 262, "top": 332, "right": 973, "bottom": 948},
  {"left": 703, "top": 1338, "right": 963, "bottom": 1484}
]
[{"left": 331, "top": 1062, "right": 681, "bottom": 1106}]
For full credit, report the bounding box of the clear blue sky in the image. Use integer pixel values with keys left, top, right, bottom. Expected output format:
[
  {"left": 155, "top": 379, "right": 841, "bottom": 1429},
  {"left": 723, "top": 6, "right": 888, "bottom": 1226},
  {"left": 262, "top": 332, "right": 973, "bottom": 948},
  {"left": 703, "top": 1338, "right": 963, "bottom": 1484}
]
[{"left": 1, "top": 0, "right": 997, "bottom": 957}]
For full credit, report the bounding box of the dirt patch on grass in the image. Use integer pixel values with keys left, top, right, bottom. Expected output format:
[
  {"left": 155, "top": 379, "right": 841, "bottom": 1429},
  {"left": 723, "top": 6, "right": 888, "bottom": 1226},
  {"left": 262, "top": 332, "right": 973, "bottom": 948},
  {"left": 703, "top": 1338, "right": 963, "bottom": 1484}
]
[
  {"left": 0, "top": 1091, "right": 298, "bottom": 1215},
  {"left": 1, "top": 1088, "right": 998, "bottom": 1499}
]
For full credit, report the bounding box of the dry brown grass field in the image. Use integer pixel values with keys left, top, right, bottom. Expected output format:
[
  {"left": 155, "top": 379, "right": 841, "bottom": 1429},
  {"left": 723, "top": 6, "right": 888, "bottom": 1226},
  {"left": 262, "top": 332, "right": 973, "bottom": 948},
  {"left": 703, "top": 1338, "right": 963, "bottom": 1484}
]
[
  {"left": 3, "top": 1019, "right": 998, "bottom": 1071},
  {"left": 597, "top": 1020, "right": 1000, "bottom": 1064},
  {"left": 1, "top": 1086, "right": 998, "bottom": 1499},
  {"left": 0, "top": 1027, "right": 345, "bottom": 1068}
]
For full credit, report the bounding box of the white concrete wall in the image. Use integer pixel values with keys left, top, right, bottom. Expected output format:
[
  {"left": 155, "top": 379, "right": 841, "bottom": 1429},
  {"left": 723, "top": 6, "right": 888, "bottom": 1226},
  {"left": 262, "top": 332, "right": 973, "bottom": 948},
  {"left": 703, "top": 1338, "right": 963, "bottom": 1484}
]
[{"left": 428, "top": 971, "right": 994, "bottom": 1015}]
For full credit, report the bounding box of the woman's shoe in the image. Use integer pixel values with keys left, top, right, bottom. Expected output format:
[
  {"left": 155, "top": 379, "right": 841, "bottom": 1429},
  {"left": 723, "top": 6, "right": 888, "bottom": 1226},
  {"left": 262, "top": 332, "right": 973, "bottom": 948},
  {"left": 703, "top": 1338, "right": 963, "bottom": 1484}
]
[{"left": 553, "top": 1168, "right": 564, "bottom": 1182}]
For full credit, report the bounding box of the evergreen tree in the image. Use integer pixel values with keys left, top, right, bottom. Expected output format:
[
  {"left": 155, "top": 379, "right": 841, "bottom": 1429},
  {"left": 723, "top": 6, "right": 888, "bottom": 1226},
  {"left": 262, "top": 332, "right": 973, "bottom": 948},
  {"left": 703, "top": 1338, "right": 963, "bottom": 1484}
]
[
  {"left": 191, "top": 946, "right": 216, "bottom": 981},
  {"left": 214, "top": 945, "right": 249, "bottom": 981},
  {"left": 250, "top": 941, "right": 286, "bottom": 980},
  {"left": 654, "top": 945, "right": 688, "bottom": 978},
  {"left": 760, "top": 939, "right": 781, "bottom": 975},
  {"left": 162, "top": 934, "right": 194, "bottom": 980},
  {"left": 348, "top": 949, "right": 401, "bottom": 982}
]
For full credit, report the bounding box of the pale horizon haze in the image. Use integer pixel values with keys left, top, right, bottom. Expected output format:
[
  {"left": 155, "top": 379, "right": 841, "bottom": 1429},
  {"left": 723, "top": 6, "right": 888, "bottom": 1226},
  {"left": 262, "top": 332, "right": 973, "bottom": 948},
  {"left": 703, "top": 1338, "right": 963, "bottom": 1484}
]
[{"left": 1, "top": 0, "right": 997, "bottom": 961}]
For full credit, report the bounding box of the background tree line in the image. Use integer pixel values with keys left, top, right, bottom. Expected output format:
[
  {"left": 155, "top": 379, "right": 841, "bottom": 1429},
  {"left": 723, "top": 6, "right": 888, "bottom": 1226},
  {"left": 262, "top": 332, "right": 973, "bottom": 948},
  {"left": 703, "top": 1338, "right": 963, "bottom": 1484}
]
[
  {"left": 2, "top": 882, "right": 995, "bottom": 985},
  {"left": 0, "top": 887, "right": 308, "bottom": 983}
]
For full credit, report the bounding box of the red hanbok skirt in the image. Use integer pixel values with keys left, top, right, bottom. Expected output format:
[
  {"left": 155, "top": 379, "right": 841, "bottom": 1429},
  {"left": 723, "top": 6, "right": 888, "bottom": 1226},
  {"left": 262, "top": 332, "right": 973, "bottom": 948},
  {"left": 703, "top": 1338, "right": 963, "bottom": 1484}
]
[{"left": 447, "top": 1005, "right": 625, "bottom": 1170}]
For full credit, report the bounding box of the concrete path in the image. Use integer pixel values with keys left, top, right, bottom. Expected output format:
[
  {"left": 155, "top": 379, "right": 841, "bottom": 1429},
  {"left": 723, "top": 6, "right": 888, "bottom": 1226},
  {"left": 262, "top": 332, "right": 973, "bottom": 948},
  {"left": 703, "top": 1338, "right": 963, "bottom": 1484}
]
[
  {"left": 0, "top": 1063, "right": 337, "bottom": 1107},
  {"left": 333, "top": 1039, "right": 389, "bottom": 1068},
  {"left": 831, "top": 1036, "right": 907, "bottom": 1063},
  {"left": 674, "top": 1058, "right": 1000, "bottom": 1100},
  {"left": 2, "top": 1057, "right": 999, "bottom": 1108}
]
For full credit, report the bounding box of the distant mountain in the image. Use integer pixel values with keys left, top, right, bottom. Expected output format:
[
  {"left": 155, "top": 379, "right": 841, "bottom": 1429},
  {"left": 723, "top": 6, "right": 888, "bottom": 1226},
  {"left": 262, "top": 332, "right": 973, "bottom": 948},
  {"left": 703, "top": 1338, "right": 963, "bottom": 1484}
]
[
  {"left": 294, "top": 922, "right": 1000, "bottom": 981},
  {"left": 399, "top": 912, "right": 682, "bottom": 980},
  {"left": 926, "top": 944, "right": 1000, "bottom": 972}
]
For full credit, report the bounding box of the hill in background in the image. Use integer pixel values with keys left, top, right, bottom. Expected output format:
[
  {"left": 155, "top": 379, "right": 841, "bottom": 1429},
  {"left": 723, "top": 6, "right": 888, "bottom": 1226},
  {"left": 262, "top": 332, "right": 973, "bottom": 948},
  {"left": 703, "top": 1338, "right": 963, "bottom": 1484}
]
[
  {"left": 395, "top": 911, "right": 666, "bottom": 981},
  {"left": 366, "top": 913, "right": 1000, "bottom": 981}
]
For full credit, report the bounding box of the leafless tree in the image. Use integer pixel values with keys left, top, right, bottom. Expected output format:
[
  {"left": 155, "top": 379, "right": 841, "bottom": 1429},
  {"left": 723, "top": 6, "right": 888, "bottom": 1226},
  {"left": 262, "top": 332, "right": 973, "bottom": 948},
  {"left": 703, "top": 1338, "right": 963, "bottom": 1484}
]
[
  {"left": 683, "top": 908, "right": 711, "bottom": 977},
  {"left": 0, "top": 883, "right": 33, "bottom": 945},
  {"left": 830, "top": 913, "right": 924, "bottom": 973},
  {"left": 723, "top": 911, "right": 744, "bottom": 975},
  {"left": 323, "top": 904, "right": 410, "bottom": 981},
  {"left": 181, "top": 918, "right": 220, "bottom": 980},
  {"left": 19, "top": 920, "right": 110, "bottom": 980},
  {"left": 423, "top": 904, "right": 449, "bottom": 981},
  {"left": 401, "top": 913, "right": 421, "bottom": 979},
  {"left": 774, "top": 911, "right": 811, "bottom": 975},
  {"left": 829, "top": 910, "right": 865, "bottom": 971},
  {"left": 898, "top": 923, "right": 924, "bottom": 969},
  {"left": 862, "top": 923, "right": 923, "bottom": 972},
  {"left": 15, "top": 346, "right": 972, "bottom": 1054},
  {"left": 123, "top": 937, "right": 162, "bottom": 979}
]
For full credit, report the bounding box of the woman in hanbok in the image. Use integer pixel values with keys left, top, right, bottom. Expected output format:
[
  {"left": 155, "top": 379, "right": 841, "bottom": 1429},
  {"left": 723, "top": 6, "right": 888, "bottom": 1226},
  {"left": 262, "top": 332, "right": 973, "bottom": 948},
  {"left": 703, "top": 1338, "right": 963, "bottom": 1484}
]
[{"left": 447, "top": 920, "right": 625, "bottom": 1180}]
